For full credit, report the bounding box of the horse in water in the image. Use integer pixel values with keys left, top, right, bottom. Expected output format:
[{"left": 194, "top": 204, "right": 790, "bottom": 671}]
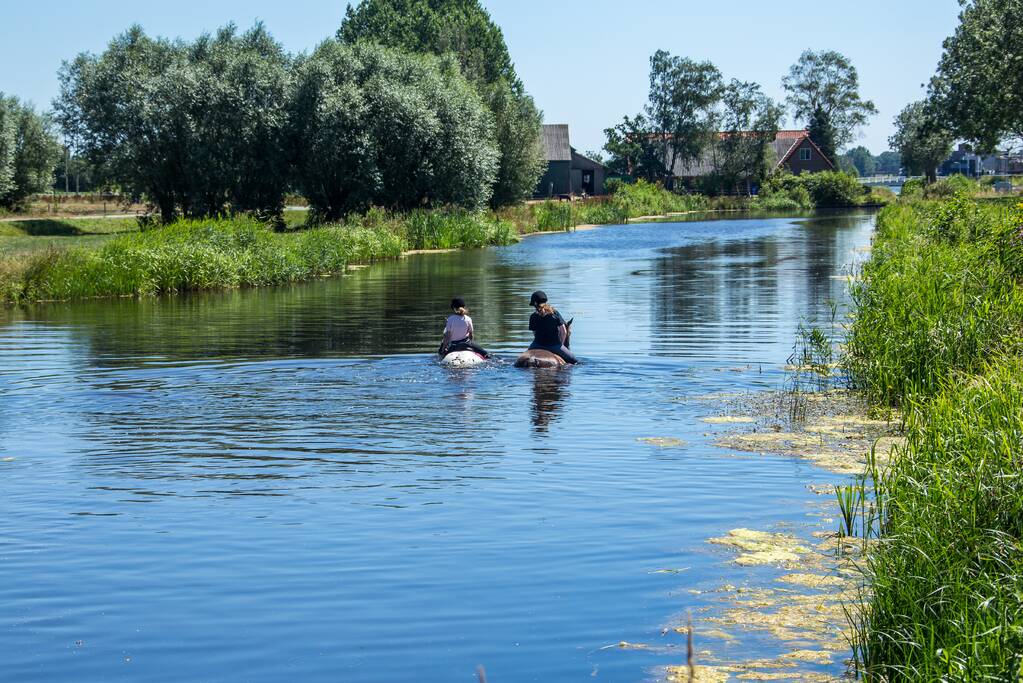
[{"left": 514, "top": 319, "right": 573, "bottom": 368}]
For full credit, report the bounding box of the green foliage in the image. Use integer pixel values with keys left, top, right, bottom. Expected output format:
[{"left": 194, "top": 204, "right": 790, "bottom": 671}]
[
  {"left": 922, "top": 174, "right": 980, "bottom": 199},
  {"left": 760, "top": 170, "right": 878, "bottom": 208},
  {"left": 801, "top": 170, "right": 870, "bottom": 207},
  {"left": 710, "top": 79, "right": 783, "bottom": 193},
  {"left": 900, "top": 177, "right": 924, "bottom": 198},
  {"left": 485, "top": 79, "right": 547, "bottom": 208},
  {"left": 338, "top": 0, "right": 516, "bottom": 87},
  {"left": 645, "top": 50, "right": 723, "bottom": 184},
  {"left": 889, "top": 101, "right": 953, "bottom": 182},
  {"left": 337, "top": 0, "right": 544, "bottom": 207},
  {"left": 0, "top": 208, "right": 519, "bottom": 304},
  {"left": 854, "top": 356, "right": 1023, "bottom": 679},
  {"left": 875, "top": 150, "right": 902, "bottom": 175},
  {"left": 760, "top": 172, "right": 815, "bottom": 209},
  {"left": 532, "top": 201, "right": 574, "bottom": 231},
  {"left": 782, "top": 50, "right": 877, "bottom": 163},
  {"left": 602, "top": 113, "right": 665, "bottom": 182},
  {"left": 57, "top": 24, "right": 293, "bottom": 223},
  {"left": 929, "top": 0, "right": 1023, "bottom": 149},
  {"left": 842, "top": 146, "right": 877, "bottom": 177},
  {"left": 400, "top": 209, "right": 515, "bottom": 249},
  {"left": 847, "top": 198, "right": 1023, "bottom": 678},
  {"left": 290, "top": 41, "right": 498, "bottom": 221},
  {"left": 847, "top": 200, "right": 1023, "bottom": 404},
  {"left": 0, "top": 95, "right": 62, "bottom": 209}
]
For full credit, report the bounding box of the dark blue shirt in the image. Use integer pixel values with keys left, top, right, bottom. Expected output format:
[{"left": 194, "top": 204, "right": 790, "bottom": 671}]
[{"left": 529, "top": 310, "right": 566, "bottom": 347}]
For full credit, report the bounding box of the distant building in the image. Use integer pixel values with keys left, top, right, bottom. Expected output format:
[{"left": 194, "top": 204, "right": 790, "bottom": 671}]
[
  {"left": 672, "top": 130, "right": 834, "bottom": 190},
  {"left": 534, "top": 124, "right": 608, "bottom": 198},
  {"left": 980, "top": 151, "right": 1023, "bottom": 176},
  {"left": 939, "top": 144, "right": 983, "bottom": 177}
]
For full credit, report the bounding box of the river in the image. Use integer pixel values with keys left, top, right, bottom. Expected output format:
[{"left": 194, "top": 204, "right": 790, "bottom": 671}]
[{"left": 0, "top": 212, "right": 873, "bottom": 682}]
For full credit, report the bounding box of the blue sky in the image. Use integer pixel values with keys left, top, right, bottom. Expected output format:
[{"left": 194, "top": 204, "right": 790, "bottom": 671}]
[{"left": 0, "top": 0, "right": 962, "bottom": 157}]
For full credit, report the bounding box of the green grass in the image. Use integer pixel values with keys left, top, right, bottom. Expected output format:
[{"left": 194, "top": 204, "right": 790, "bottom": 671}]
[
  {"left": 0, "top": 209, "right": 517, "bottom": 304},
  {"left": 846, "top": 200, "right": 1023, "bottom": 405},
  {"left": 845, "top": 196, "right": 1023, "bottom": 679}
]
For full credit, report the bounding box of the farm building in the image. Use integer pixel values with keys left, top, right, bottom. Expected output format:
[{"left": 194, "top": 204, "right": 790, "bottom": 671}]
[
  {"left": 534, "top": 124, "right": 608, "bottom": 198},
  {"left": 672, "top": 129, "right": 834, "bottom": 190}
]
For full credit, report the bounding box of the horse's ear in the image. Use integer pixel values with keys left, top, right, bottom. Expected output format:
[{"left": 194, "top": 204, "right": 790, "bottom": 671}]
[{"left": 566, "top": 318, "right": 574, "bottom": 328}]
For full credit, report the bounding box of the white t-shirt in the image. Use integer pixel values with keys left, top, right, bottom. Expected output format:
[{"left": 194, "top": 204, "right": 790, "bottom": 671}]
[{"left": 444, "top": 314, "right": 473, "bottom": 341}]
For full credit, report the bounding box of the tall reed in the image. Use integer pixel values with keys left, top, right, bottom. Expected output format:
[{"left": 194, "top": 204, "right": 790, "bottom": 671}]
[{"left": 846, "top": 196, "right": 1023, "bottom": 679}]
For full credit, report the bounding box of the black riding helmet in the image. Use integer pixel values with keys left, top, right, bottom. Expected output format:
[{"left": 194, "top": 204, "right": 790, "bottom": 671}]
[
  {"left": 529, "top": 290, "right": 547, "bottom": 307},
  {"left": 451, "top": 296, "right": 466, "bottom": 309}
]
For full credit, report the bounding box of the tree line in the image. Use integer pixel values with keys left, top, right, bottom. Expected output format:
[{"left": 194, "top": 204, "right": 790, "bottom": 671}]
[
  {"left": 601, "top": 49, "right": 876, "bottom": 194},
  {"left": 890, "top": 0, "right": 1022, "bottom": 182},
  {"left": 52, "top": 0, "right": 545, "bottom": 224},
  {"left": 0, "top": 96, "right": 62, "bottom": 210}
]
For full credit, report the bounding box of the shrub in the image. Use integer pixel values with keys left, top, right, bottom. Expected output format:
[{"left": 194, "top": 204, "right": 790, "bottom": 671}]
[
  {"left": 801, "top": 170, "right": 868, "bottom": 207},
  {"left": 922, "top": 174, "right": 979, "bottom": 199}
]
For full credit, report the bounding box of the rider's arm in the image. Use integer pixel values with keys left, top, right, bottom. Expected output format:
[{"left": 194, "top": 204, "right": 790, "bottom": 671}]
[{"left": 558, "top": 324, "right": 567, "bottom": 345}]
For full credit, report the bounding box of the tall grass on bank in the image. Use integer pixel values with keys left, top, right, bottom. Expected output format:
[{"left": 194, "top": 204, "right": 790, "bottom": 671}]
[
  {"left": 846, "top": 196, "right": 1023, "bottom": 679},
  {"left": 852, "top": 358, "right": 1023, "bottom": 680},
  {"left": 846, "top": 199, "right": 1023, "bottom": 406},
  {"left": 0, "top": 210, "right": 516, "bottom": 304}
]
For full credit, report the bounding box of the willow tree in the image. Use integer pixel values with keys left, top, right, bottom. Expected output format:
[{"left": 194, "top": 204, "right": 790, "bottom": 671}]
[
  {"left": 337, "top": 0, "right": 545, "bottom": 207},
  {"left": 56, "top": 23, "right": 292, "bottom": 223},
  {"left": 289, "top": 42, "right": 498, "bottom": 220}
]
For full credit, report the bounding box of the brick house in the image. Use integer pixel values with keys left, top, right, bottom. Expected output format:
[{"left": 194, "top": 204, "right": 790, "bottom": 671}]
[{"left": 671, "top": 130, "right": 834, "bottom": 190}]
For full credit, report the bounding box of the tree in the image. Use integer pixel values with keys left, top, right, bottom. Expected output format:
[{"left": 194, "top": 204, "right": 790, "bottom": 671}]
[
  {"left": 645, "top": 50, "right": 723, "bottom": 186},
  {"left": 875, "top": 150, "right": 902, "bottom": 175},
  {"left": 338, "top": 0, "right": 545, "bottom": 207},
  {"left": 782, "top": 50, "right": 877, "bottom": 163},
  {"left": 712, "top": 79, "right": 782, "bottom": 193},
  {"left": 929, "top": 0, "right": 1023, "bottom": 149},
  {"left": 889, "top": 101, "right": 953, "bottom": 183},
  {"left": 843, "top": 146, "right": 877, "bottom": 177},
  {"left": 0, "top": 94, "right": 61, "bottom": 209},
  {"left": 56, "top": 24, "right": 292, "bottom": 223},
  {"left": 602, "top": 113, "right": 665, "bottom": 182},
  {"left": 289, "top": 42, "right": 498, "bottom": 220}
]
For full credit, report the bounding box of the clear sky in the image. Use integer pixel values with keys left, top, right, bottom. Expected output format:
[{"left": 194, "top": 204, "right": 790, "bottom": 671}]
[{"left": 0, "top": 0, "right": 963, "bottom": 157}]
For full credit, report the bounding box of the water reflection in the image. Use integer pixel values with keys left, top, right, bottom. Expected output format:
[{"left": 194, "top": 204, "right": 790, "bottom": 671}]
[
  {"left": 0, "top": 212, "right": 876, "bottom": 683},
  {"left": 529, "top": 368, "right": 572, "bottom": 434}
]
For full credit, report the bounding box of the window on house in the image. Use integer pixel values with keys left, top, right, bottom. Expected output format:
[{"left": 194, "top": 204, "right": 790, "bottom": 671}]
[{"left": 799, "top": 147, "right": 812, "bottom": 161}]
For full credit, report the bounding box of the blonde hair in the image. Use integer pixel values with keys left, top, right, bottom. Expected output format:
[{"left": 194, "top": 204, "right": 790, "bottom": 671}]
[
  {"left": 536, "top": 302, "right": 556, "bottom": 317},
  {"left": 452, "top": 306, "right": 469, "bottom": 316}
]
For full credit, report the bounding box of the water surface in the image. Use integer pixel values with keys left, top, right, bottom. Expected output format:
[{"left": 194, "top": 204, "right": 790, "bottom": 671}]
[{"left": 0, "top": 212, "right": 873, "bottom": 681}]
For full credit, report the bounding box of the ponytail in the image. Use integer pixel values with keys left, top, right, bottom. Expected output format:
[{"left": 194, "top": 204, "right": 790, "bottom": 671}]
[
  {"left": 453, "top": 306, "right": 469, "bottom": 316},
  {"left": 536, "top": 302, "right": 556, "bottom": 317}
]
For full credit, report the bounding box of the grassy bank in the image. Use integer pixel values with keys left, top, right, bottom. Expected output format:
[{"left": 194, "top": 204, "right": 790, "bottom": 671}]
[
  {"left": 845, "top": 197, "right": 1023, "bottom": 678},
  {"left": 0, "top": 181, "right": 718, "bottom": 304},
  {"left": 0, "top": 210, "right": 514, "bottom": 304}
]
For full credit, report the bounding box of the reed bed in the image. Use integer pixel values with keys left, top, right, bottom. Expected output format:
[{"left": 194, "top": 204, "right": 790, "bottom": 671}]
[{"left": 845, "top": 196, "right": 1023, "bottom": 679}]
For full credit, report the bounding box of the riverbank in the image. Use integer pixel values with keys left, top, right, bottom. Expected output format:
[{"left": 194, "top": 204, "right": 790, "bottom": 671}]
[
  {"left": 0, "top": 179, "right": 893, "bottom": 306},
  {"left": 844, "top": 198, "right": 1023, "bottom": 677}
]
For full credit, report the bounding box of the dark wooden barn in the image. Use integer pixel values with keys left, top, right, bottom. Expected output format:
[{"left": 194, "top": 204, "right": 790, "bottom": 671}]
[{"left": 534, "top": 124, "right": 608, "bottom": 199}]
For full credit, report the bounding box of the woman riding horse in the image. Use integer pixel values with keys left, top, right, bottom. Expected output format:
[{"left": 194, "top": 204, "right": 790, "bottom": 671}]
[{"left": 525, "top": 291, "right": 577, "bottom": 364}]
